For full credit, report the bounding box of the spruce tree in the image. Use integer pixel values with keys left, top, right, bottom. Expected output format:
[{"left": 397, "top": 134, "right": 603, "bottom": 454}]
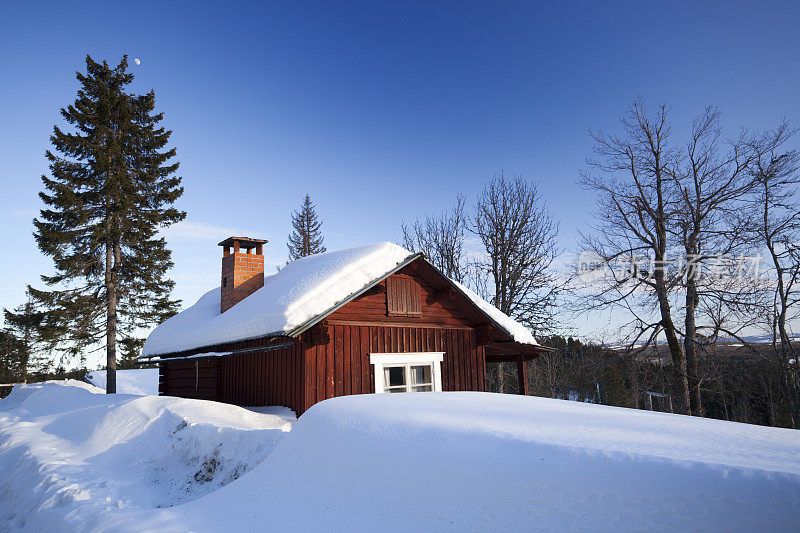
[
  {"left": 287, "top": 194, "right": 326, "bottom": 260},
  {"left": 31, "top": 55, "right": 185, "bottom": 393},
  {"left": 2, "top": 292, "right": 48, "bottom": 381},
  {"left": 0, "top": 330, "right": 25, "bottom": 384}
]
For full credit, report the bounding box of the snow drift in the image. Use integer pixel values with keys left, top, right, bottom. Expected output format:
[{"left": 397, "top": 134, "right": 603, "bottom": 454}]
[
  {"left": 85, "top": 368, "right": 159, "bottom": 395},
  {"left": 149, "top": 392, "right": 800, "bottom": 532},
  {"left": 0, "top": 381, "right": 292, "bottom": 532},
  {"left": 2, "top": 384, "right": 799, "bottom": 531}
]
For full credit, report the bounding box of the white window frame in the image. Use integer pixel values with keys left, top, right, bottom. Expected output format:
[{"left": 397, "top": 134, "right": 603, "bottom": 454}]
[{"left": 370, "top": 352, "right": 444, "bottom": 393}]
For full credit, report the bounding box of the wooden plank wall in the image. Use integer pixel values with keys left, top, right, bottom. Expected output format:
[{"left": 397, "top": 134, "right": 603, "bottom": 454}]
[
  {"left": 161, "top": 358, "right": 220, "bottom": 401},
  {"left": 303, "top": 324, "right": 485, "bottom": 413},
  {"left": 218, "top": 343, "right": 304, "bottom": 413},
  {"left": 158, "top": 363, "right": 168, "bottom": 395}
]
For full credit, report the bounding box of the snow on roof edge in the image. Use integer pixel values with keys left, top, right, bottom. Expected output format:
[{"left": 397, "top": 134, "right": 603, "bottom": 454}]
[
  {"left": 446, "top": 275, "right": 538, "bottom": 346},
  {"left": 142, "top": 242, "right": 538, "bottom": 357},
  {"left": 142, "top": 243, "right": 417, "bottom": 357}
]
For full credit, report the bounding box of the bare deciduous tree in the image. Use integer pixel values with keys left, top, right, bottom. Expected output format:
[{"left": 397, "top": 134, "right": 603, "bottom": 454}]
[
  {"left": 670, "top": 107, "right": 763, "bottom": 416},
  {"left": 471, "top": 173, "right": 560, "bottom": 335},
  {"left": 749, "top": 129, "right": 800, "bottom": 426},
  {"left": 579, "top": 100, "right": 692, "bottom": 414},
  {"left": 402, "top": 196, "right": 468, "bottom": 283}
]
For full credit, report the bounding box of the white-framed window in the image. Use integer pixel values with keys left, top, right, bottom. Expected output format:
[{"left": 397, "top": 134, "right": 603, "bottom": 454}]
[{"left": 369, "top": 352, "right": 444, "bottom": 393}]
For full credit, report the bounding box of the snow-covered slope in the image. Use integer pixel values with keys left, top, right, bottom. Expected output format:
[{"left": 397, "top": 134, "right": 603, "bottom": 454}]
[
  {"left": 0, "top": 381, "right": 293, "bottom": 532},
  {"left": 151, "top": 393, "right": 800, "bottom": 532},
  {"left": 85, "top": 368, "right": 159, "bottom": 395},
  {"left": 3, "top": 384, "right": 798, "bottom": 531},
  {"left": 142, "top": 242, "right": 415, "bottom": 356}
]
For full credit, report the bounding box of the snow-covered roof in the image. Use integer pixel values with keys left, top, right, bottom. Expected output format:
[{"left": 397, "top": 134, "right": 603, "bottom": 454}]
[
  {"left": 451, "top": 280, "right": 537, "bottom": 345},
  {"left": 142, "top": 242, "right": 538, "bottom": 357}
]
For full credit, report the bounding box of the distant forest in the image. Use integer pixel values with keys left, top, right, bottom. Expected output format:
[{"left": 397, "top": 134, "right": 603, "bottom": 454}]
[{"left": 487, "top": 336, "right": 797, "bottom": 429}]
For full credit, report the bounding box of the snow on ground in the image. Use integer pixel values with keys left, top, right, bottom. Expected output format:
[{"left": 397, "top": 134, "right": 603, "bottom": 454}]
[
  {"left": 142, "top": 393, "right": 800, "bottom": 532},
  {"left": 0, "top": 381, "right": 293, "bottom": 532},
  {"left": 1, "top": 385, "right": 799, "bottom": 532},
  {"left": 85, "top": 369, "right": 159, "bottom": 395},
  {"left": 242, "top": 405, "right": 298, "bottom": 425}
]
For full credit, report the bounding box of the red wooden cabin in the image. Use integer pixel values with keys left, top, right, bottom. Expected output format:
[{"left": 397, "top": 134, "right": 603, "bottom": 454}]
[{"left": 141, "top": 237, "right": 543, "bottom": 415}]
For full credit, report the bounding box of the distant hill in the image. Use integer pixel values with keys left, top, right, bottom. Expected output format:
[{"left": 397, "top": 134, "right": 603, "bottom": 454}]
[{"left": 607, "top": 333, "right": 800, "bottom": 351}]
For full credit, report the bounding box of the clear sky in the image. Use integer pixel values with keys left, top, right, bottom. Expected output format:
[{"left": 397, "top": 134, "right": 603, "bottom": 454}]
[{"left": 1, "top": 1, "right": 799, "bottom": 364}]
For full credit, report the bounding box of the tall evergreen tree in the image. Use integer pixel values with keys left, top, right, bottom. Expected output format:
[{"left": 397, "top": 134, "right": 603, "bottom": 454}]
[
  {"left": 31, "top": 55, "right": 185, "bottom": 393},
  {"left": 287, "top": 194, "right": 326, "bottom": 260}
]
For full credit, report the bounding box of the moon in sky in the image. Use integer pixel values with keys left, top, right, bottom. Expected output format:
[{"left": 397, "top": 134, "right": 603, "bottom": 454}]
[{"left": 134, "top": 58, "right": 141, "bottom": 65}]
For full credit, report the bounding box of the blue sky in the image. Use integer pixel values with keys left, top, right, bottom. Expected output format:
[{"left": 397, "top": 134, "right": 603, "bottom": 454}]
[{"left": 1, "top": 1, "right": 799, "bottom": 359}]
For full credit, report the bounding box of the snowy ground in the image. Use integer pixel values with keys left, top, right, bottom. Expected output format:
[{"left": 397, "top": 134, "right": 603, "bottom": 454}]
[
  {"left": 0, "top": 381, "right": 292, "bottom": 531},
  {"left": 1, "top": 384, "right": 799, "bottom": 531},
  {"left": 85, "top": 369, "right": 159, "bottom": 395}
]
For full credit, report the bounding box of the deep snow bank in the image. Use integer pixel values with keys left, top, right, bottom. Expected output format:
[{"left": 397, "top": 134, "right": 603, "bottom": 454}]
[
  {"left": 0, "top": 381, "right": 293, "bottom": 532},
  {"left": 85, "top": 368, "right": 159, "bottom": 395},
  {"left": 156, "top": 392, "right": 800, "bottom": 532},
  {"left": 2, "top": 386, "right": 800, "bottom": 532}
]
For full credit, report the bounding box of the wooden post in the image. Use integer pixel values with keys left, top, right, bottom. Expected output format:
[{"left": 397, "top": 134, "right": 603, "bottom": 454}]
[{"left": 516, "top": 354, "right": 529, "bottom": 396}]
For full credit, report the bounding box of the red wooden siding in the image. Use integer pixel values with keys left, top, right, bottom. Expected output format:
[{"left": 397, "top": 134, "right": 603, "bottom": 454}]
[
  {"left": 329, "top": 274, "right": 479, "bottom": 328},
  {"left": 217, "top": 343, "right": 304, "bottom": 412},
  {"left": 158, "top": 258, "right": 501, "bottom": 415},
  {"left": 159, "top": 358, "right": 220, "bottom": 401},
  {"left": 302, "top": 323, "right": 485, "bottom": 412}
]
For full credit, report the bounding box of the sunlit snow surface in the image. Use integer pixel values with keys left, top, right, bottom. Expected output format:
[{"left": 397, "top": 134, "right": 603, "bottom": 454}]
[
  {"left": 85, "top": 369, "right": 159, "bottom": 396},
  {"left": 0, "top": 381, "right": 292, "bottom": 531},
  {"left": 1, "top": 384, "right": 799, "bottom": 531}
]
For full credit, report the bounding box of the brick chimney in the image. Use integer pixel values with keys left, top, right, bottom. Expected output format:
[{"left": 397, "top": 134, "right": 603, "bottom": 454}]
[{"left": 218, "top": 236, "right": 268, "bottom": 313}]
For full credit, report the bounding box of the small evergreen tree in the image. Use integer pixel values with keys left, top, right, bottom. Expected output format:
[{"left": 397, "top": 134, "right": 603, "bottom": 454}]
[
  {"left": 31, "top": 55, "right": 185, "bottom": 393},
  {"left": 287, "top": 194, "right": 326, "bottom": 260},
  {"left": 118, "top": 337, "right": 146, "bottom": 369},
  {"left": 2, "top": 292, "right": 49, "bottom": 381},
  {"left": 0, "top": 330, "right": 26, "bottom": 384}
]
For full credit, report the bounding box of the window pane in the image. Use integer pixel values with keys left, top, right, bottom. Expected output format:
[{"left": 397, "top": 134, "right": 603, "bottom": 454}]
[
  {"left": 411, "top": 385, "right": 433, "bottom": 392},
  {"left": 410, "top": 365, "right": 432, "bottom": 386},
  {"left": 385, "top": 387, "right": 406, "bottom": 393},
  {"left": 384, "top": 366, "right": 406, "bottom": 388}
]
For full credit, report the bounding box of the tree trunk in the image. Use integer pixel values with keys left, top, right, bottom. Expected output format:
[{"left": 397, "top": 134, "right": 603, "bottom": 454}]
[
  {"left": 777, "top": 309, "right": 799, "bottom": 428},
  {"left": 655, "top": 270, "right": 691, "bottom": 415},
  {"left": 22, "top": 302, "right": 31, "bottom": 382},
  {"left": 684, "top": 271, "right": 704, "bottom": 416},
  {"left": 105, "top": 235, "right": 117, "bottom": 394}
]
